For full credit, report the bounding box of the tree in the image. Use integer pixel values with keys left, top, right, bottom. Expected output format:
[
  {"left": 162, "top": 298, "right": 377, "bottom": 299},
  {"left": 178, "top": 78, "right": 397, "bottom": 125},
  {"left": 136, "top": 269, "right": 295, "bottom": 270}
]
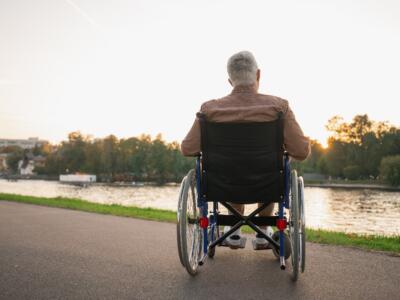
[
  {"left": 326, "top": 114, "right": 373, "bottom": 144},
  {"left": 321, "top": 114, "right": 400, "bottom": 179},
  {"left": 5, "top": 147, "right": 24, "bottom": 173},
  {"left": 148, "top": 134, "right": 169, "bottom": 183},
  {"left": 100, "top": 135, "right": 119, "bottom": 174},
  {"left": 350, "top": 114, "right": 372, "bottom": 144},
  {"left": 59, "top": 132, "right": 88, "bottom": 173},
  {"left": 380, "top": 155, "right": 400, "bottom": 186},
  {"left": 343, "top": 165, "right": 362, "bottom": 180},
  {"left": 324, "top": 140, "right": 347, "bottom": 177}
]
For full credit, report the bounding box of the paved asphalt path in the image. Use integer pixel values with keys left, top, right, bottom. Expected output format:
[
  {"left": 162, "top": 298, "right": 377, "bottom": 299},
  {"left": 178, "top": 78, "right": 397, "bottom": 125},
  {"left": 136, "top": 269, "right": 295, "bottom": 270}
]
[{"left": 1, "top": 201, "right": 399, "bottom": 300}]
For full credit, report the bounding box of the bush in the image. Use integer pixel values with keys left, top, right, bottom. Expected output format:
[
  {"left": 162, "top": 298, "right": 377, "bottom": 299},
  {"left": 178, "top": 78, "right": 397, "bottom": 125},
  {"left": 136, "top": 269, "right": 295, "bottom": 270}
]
[
  {"left": 380, "top": 155, "right": 400, "bottom": 186},
  {"left": 343, "top": 165, "right": 362, "bottom": 180},
  {"left": 6, "top": 150, "right": 24, "bottom": 173},
  {"left": 316, "top": 156, "right": 328, "bottom": 174}
]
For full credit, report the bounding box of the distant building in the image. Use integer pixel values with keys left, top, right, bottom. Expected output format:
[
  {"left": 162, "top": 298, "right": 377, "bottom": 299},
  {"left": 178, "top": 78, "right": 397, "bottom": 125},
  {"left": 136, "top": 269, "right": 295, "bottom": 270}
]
[
  {"left": 17, "top": 154, "right": 47, "bottom": 175},
  {"left": 18, "top": 159, "right": 35, "bottom": 175},
  {"left": 0, "top": 137, "right": 48, "bottom": 149}
]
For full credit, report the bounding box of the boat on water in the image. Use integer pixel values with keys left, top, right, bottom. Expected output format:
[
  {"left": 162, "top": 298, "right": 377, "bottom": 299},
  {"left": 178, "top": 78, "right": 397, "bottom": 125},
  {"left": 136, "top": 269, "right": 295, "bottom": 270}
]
[{"left": 59, "top": 174, "right": 96, "bottom": 185}]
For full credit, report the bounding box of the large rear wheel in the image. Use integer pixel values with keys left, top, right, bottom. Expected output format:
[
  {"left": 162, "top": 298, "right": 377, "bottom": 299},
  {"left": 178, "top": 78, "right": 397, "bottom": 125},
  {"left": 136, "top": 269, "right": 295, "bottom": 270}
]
[
  {"left": 177, "top": 169, "right": 202, "bottom": 276},
  {"left": 289, "top": 170, "right": 300, "bottom": 281},
  {"left": 298, "top": 176, "right": 306, "bottom": 273},
  {"left": 176, "top": 176, "right": 186, "bottom": 267}
]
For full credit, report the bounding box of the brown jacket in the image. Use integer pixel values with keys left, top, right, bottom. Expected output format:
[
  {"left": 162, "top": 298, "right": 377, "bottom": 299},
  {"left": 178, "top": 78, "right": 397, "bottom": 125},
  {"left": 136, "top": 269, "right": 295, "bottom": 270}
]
[{"left": 181, "top": 85, "right": 310, "bottom": 161}]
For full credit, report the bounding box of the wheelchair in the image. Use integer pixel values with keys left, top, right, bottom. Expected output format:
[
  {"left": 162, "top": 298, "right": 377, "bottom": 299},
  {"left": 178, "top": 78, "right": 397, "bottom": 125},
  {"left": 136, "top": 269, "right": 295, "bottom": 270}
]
[{"left": 177, "top": 112, "right": 306, "bottom": 281}]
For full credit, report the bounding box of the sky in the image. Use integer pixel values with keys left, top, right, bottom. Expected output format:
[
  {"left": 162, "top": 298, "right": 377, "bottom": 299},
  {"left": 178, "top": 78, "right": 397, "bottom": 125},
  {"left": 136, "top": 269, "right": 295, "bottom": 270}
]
[{"left": 0, "top": 0, "right": 399, "bottom": 146}]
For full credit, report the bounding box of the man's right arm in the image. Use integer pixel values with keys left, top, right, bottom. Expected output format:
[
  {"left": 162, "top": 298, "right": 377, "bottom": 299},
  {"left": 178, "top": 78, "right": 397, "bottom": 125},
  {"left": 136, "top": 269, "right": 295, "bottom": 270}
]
[{"left": 283, "top": 103, "right": 310, "bottom": 161}]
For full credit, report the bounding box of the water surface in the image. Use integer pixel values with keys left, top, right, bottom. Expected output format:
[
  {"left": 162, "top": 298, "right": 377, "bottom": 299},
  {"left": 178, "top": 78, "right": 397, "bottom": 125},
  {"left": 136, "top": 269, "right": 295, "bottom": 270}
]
[{"left": 1, "top": 179, "right": 399, "bottom": 236}]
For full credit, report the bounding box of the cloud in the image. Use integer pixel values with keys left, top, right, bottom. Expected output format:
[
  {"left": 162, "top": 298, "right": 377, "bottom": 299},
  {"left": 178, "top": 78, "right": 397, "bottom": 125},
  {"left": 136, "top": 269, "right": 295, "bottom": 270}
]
[{"left": 64, "top": 0, "right": 100, "bottom": 29}]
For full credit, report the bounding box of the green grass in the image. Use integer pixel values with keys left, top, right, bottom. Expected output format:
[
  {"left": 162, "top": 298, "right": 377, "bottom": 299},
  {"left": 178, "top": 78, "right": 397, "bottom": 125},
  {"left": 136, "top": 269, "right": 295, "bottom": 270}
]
[
  {"left": 0, "top": 193, "right": 176, "bottom": 223},
  {"left": 1, "top": 193, "right": 399, "bottom": 254},
  {"left": 305, "top": 228, "right": 400, "bottom": 254}
]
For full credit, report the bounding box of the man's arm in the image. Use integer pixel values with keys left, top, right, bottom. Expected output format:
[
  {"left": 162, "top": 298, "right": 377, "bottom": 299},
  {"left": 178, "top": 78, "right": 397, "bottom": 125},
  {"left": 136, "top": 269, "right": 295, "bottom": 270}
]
[
  {"left": 181, "top": 117, "right": 201, "bottom": 156},
  {"left": 283, "top": 103, "right": 311, "bottom": 161}
]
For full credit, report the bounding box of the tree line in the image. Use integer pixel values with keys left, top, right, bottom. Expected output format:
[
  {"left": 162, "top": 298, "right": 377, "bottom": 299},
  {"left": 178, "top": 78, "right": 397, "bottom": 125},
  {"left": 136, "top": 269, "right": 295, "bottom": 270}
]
[
  {"left": 4, "top": 133, "right": 194, "bottom": 184},
  {"left": 2, "top": 114, "right": 399, "bottom": 185},
  {"left": 292, "top": 114, "right": 400, "bottom": 185}
]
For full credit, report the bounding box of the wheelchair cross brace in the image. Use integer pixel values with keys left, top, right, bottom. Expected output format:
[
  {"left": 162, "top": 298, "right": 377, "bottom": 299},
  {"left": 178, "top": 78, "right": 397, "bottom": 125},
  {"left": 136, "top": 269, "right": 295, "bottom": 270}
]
[
  {"left": 196, "top": 155, "right": 290, "bottom": 270},
  {"left": 208, "top": 202, "right": 281, "bottom": 250}
]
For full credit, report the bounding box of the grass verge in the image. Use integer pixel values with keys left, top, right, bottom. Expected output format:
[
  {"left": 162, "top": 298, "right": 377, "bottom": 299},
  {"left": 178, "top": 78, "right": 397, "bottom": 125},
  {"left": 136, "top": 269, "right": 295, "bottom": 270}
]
[
  {"left": 0, "top": 193, "right": 176, "bottom": 223},
  {"left": 1, "top": 193, "right": 399, "bottom": 254}
]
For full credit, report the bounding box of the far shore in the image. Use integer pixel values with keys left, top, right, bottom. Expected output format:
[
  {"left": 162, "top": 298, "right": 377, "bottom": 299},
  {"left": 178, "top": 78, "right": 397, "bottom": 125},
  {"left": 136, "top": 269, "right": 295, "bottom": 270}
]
[
  {"left": 0, "top": 176, "right": 179, "bottom": 187},
  {"left": 1, "top": 175, "right": 399, "bottom": 191},
  {"left": 305, "top": 182, "right": 400, "bottom": 191}
]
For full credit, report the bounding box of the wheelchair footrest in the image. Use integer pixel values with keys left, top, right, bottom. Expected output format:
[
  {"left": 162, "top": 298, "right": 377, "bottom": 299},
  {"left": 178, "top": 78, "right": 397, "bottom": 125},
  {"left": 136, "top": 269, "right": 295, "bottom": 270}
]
[
  {"left": 220, "top": 237, "right": 247, "bottom": 249},
  {"left": 252, "top": 239, "right": 273, "bottom": 251}
]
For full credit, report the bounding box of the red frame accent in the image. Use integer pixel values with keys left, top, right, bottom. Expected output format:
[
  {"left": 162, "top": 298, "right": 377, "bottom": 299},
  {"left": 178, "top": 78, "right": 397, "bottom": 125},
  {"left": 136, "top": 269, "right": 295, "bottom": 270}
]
[
  {"left": 199, "top": 217, "right": 209, "bottom": 229},
  {"left": 276, "top": 218, "right": 287, "bottom": 231}
]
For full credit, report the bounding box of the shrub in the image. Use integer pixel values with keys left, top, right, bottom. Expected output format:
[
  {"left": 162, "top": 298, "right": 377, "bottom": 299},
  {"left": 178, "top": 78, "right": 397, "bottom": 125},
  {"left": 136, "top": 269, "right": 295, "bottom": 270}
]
[
  {"left": 380, "top": 155, "right": 400, "bottom": 186},
  {"left": 343, "top": 165, "right": 362, "bottom": 180}
]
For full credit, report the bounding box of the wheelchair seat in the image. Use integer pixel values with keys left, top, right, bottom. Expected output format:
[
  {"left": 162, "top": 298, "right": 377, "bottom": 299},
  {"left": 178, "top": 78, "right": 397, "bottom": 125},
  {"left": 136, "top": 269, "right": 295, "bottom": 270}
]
[{"left": 198, "top": 112, "right": 284, "bottom": 204}]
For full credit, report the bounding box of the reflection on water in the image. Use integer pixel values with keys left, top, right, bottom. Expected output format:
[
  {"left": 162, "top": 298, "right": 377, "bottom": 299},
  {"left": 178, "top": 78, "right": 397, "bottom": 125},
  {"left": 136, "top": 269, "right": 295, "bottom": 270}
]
[
  {"left": 0, "top": 179, "right": 399, "bottom": 236},
  {"left": 304, "top": 188, "right": 400, "bottom": 236}
]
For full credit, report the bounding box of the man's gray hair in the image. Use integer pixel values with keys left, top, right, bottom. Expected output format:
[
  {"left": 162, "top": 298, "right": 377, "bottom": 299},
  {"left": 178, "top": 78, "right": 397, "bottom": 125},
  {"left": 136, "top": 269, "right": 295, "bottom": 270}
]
[{"left": 227, "top": 51, "right": 258, "bottom": 86}]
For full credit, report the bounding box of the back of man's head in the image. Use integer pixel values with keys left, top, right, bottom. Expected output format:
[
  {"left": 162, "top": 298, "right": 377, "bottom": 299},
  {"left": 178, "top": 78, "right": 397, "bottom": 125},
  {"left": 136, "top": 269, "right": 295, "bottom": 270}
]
[{"left": 227, "top": 51, "right": 258, "bottom": 87}]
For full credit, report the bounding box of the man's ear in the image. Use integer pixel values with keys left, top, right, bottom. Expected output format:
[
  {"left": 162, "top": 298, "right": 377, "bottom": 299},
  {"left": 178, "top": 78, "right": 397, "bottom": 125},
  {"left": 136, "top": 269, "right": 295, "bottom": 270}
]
[
  {"left": 228, "top": 78, "right": 233, "bottom": 86},
  {"left": 256, "top": 69, "right": 261, "bottom": 81}
]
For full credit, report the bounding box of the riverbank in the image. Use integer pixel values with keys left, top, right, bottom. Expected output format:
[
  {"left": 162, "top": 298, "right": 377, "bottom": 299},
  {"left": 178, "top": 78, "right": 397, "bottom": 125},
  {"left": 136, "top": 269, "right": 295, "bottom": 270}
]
[
  {"left": 0, "top": 174, "right": 58, "bottom": 181},
  {"left": 305, "top": 182, "right": 400, "bottom": 191},
  {"left": 2, "top": 175, "right": 399, "bottom": 191},
  {"left": 1, "top": 193, "right": 399, "bottom": 254},
  {"left": 0, "top": 176, "right": 176, "bottom": 187},
  {"left": 304, "top": 179, "right": 400, "bottom": 191}
]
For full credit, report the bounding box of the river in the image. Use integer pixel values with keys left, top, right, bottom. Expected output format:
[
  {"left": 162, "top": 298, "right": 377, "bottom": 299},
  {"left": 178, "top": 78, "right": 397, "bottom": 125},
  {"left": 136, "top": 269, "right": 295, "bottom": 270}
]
[{"left": 0, "top": 179, "right": 399, "bottom": 236}]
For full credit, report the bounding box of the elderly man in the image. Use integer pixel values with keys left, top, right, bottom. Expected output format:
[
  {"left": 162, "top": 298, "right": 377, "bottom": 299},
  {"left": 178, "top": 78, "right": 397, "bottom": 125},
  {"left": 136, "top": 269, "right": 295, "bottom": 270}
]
[{"left": 181, "top": 51, "right": 310, "bottom": 248}]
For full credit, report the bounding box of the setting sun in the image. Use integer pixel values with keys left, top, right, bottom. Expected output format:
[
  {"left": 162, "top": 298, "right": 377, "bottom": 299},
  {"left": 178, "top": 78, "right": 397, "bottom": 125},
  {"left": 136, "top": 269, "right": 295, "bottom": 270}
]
[{"left": 1, "top": 1, "right": 399, "bottom": 145}]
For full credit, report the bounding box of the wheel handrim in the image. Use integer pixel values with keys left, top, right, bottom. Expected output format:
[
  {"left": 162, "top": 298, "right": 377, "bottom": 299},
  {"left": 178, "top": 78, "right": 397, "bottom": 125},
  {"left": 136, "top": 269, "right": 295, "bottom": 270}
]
[
  {"left": 177, "top": 176, "right": 186, "bottom": 267},
  {"left": 289, "top": 170, "right": 299, "bottom": 281}
]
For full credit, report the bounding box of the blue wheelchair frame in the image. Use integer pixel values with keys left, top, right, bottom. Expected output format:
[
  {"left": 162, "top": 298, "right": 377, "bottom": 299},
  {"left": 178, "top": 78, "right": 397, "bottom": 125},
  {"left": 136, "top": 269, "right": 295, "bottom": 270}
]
[{"left": 195, "top": 153, "right": 291, "bottom": 269}]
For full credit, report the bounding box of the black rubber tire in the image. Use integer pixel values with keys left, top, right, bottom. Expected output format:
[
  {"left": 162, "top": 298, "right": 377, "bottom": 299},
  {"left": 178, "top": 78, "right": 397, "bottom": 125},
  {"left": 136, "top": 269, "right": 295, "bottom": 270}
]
[
  {"left": 176, "top": 176, "right": 186, "bottom": 267},
  {"left": 177, "top": 169, "right": 202, "bottom": 276},
  {"left": 298, "top": 176, "right": 306, "bottom": 273},
  {"left": 290, "top": 170, "right": 300, "bottom": 282}
]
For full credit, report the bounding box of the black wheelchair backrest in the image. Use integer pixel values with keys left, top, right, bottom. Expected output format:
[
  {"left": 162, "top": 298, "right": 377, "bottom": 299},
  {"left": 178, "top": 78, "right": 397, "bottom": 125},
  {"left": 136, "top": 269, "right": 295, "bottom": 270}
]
[{"left": 198, "top": 112, "right": 284, "bottom": 204}]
